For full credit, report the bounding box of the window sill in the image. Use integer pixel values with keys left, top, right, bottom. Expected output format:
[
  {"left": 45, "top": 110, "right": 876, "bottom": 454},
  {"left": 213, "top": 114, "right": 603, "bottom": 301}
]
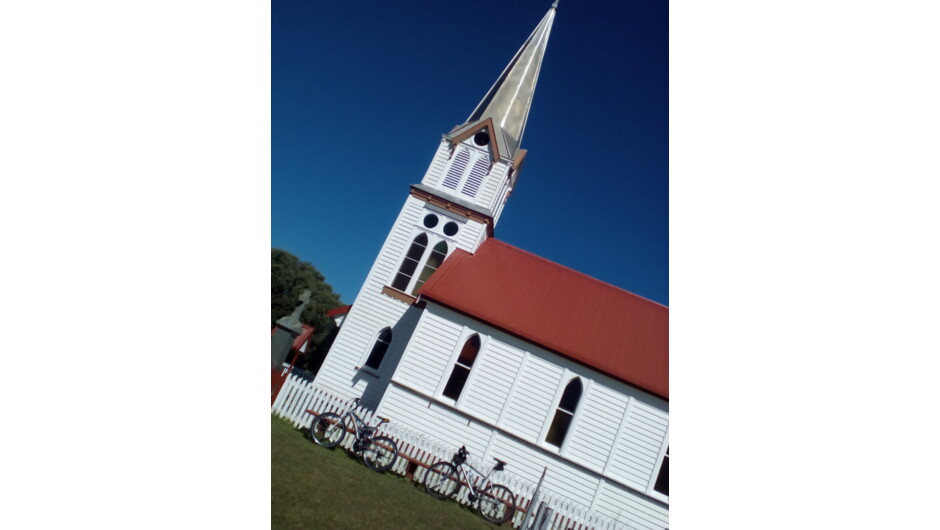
[
  {"left": 538, "top": 441, "right": 564, "bottom": 456},
  {"left": 437, "top": 395, "right": 459, "bottom": 408},
  {"left": 381, "top": 285, "right": 417, "bottom": 304},
  {"left": 647, "top": 490, "right": 669, "bottom": 504},
  {"left": 355, "top": 366, "right": 381, "bottom": 378}
]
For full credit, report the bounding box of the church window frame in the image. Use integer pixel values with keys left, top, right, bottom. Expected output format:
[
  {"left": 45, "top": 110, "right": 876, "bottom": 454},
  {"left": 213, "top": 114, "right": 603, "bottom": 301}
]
[
  {"left": 648, "top": 430, "right": 669, "bottom": 503},
  {"left": 391, "top": 233, "right": 429, "bottom": 293},
  {"left": 534, "top": 369, "right": 592, "bottom": 456},
  {"left": 543, "top": 376, "right": 583, "bottom": 450},
  {"left": 389, "top": 221, "right": 456, "bottom": 296},
  {"left": 412, "top": 240, "right": 448, "bottom": 295},
  {"left": 362, "top": 327, "right": 393, "bottom": 372},
  {"left": 439, "top": 333, "right": 482, "bottom": 404}
]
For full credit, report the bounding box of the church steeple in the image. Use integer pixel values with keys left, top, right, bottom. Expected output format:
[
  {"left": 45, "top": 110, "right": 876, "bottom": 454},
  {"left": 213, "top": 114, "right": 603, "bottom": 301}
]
[
  {"left": 457, "top": 4, "right": 557, "bottom": 160},
  {"left": 310, "top": 4, "right": 561, "bottom": 410},
  {"left": 415, "top": 4, "right": 559, "bottom": 227}
]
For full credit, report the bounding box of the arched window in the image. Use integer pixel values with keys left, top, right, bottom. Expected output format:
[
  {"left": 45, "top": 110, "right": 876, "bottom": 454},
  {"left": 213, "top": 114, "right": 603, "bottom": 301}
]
[
  {"left": 391, "top": 233, "right": 428, "bottom": 291},
  {"left": 442, "top": 334, "right": 480, "bottom": 401},
  {"left": 411, "top": 241, "right": 448, "bottom": 295},
  {"left": 545, "top": 378, "right": 582, "bottom": 447},
  {"left": 364, "top": 327, "right": 392, "bottom": 370}
]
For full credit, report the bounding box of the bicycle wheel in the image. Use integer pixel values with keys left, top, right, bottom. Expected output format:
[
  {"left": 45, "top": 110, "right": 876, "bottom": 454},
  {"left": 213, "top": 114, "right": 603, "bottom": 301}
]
[
  {"left": 424, "top": 461, "right": 459, "bottom": 499},
  {"left": 478, "top": 484, "right": 516, "bottom": 525},
  {"left": 362, "top": 436, "right": 398, "bottom": 472},
  {"left": 309, "top": 412, "right": 346, "bottom": 448}
]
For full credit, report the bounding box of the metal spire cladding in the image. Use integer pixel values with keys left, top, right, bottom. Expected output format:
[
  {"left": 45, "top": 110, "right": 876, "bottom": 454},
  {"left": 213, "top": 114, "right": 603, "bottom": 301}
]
[{"left": 462, "top": 5, "right": 557, "bottom": 159}]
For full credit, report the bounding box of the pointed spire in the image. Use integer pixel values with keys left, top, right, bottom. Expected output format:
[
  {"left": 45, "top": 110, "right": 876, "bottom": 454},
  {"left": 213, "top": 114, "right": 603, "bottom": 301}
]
[{"left": 463, "top": 5, "right": 557, "bottom": 159}]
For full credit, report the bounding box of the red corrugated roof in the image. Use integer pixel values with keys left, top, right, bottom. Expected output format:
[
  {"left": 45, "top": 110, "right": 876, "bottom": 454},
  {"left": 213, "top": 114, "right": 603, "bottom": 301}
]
[
  {"left": 419, "top": 239, "right": 668, "bottom": 399},
  {"left": 293, "top": 324, "right": 315, "bottom": 351},
  {"left": 326, "top": 305, "right": 352, "bottom": 317}
]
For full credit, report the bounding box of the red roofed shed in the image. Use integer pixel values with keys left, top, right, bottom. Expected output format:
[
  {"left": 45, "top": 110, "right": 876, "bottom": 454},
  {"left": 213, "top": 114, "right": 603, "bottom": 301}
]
[
  {"left": 326, "top": 305, "right": 352, "bottom": 318},
  {"left": 270, "top": 323, "right": 315, "bottom": 353},
  {"left": 419, "top": 239, "right": 668, "bottom": 399}
]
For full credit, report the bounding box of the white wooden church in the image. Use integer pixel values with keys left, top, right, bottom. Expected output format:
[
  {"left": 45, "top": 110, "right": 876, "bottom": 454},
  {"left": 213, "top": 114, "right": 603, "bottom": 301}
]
[{"left": 310, "top": 5, "right": 668, "bottom": 529}]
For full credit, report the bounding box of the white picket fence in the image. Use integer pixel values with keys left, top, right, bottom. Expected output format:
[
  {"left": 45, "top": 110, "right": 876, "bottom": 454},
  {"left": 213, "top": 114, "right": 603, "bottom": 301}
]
[{"left": 272, "top": 369, "right": 643, "bottom": 530}]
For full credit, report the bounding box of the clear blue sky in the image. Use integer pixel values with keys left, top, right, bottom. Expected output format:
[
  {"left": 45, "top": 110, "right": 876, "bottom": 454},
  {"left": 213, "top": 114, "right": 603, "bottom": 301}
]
[{"left": 273, "top": 0, "right": 668, "bottom": 305}]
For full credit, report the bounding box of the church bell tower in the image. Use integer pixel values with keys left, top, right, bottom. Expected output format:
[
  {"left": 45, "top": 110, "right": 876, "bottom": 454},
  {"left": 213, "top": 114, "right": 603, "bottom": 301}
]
[{"left": 312, "top": 5, "right": 558, "bottom": 407}]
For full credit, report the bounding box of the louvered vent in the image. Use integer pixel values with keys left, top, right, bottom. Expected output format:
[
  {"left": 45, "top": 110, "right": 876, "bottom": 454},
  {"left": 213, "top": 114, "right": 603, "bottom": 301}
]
[
  {"left": 442, "top": 149, "right": 470, "bottom": 190},
  {"left": 461, "top": 157, "right": 489, "bottom": 197}
]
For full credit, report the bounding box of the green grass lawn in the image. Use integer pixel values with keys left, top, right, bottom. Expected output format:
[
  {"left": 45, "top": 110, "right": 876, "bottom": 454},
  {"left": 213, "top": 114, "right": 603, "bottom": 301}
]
[{"left": 272, "top": 416, "right": 505, "bottom": 530}]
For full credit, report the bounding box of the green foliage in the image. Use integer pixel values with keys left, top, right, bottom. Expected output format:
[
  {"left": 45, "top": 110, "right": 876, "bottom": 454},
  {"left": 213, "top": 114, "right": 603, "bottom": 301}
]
[{"left": 271, "top": 248, "right": 344, "bottom": 368}]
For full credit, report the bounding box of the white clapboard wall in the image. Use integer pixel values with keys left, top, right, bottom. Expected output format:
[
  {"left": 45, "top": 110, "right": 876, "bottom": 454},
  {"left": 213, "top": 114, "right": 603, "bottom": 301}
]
[{"left": 273, "top": 375, "right": 658, "bottom": 530}]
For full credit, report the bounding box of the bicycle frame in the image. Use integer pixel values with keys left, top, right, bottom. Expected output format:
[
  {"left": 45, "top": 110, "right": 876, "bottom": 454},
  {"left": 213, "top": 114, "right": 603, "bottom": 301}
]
[
  {"left": 309, "top": 397, "right": 399, "bottom": 473},
  {"left": 334, "top": 398, "right": 386, "bottom": 443},
  {"left": 452, "top": 458, "right": 499, "bottom": 499},
  {"left": 424, "top": 445, "right": 515, "bottom": 524}
]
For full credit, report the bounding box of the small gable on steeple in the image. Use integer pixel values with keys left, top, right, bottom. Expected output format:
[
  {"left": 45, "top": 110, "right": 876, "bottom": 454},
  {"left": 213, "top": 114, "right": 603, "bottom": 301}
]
[{"left": 447, "top": 118, "right": 505, "bottom": 163}]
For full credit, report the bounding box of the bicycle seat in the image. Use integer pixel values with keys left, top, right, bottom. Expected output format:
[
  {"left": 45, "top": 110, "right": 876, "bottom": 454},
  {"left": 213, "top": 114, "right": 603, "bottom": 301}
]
[
  {"left": 492, "top": 458, "right": 507, "bottom": 471},
  {"left": 377, "top": 416, "right": 390, "bottom": 424}
]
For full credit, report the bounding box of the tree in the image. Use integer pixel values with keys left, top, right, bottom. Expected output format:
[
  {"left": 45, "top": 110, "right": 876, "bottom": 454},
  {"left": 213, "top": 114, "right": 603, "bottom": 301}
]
[{"left": 271, "top": 248, "right": 344, "bottom": 371}]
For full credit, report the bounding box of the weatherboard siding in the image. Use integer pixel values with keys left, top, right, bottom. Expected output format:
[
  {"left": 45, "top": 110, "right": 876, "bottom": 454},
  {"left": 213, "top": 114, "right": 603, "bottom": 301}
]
[
  {"left": 419, "top": 140, "right": 452, "bottom": 189},
  {"left": 594, "top": 480, "right": 669, "bottom": 530},
  {"left": 459, "top": 338, "right": 524, "bottom": 425},
  {"left": 375, "top": 378, "right": 667, "bottom": 529},
  {"left": 313, "top": 289, "right": 407, "bottom": 399},
  {"left": 378, "top": 384, "right": 492, "bottom": 454},
  {"left": 487, "top": 432, "right": 600, "bottom": 508},
  {"left": 312, "top": 193, "right": 437, "bottom": 399},
  {"left": 606, "top": 399, "right": 669, "bottom": 491},
  {"left": 315, "top": 169, "right": 500, "bottom": 401},
  {"left": 501, "top": 352, "right": 563, "bottom": 442},
  {"left": 375, "top": 199, "right": 424, "bottom": 288},
  {"left": 454, "top": 218, "right": 484, "bottom": 251},
  {"left": 564, "top": 383, "right": 630, "bottom": 472},
  {"left": 393, "top": 310, "right": 463, "bottom": 394},
  {"left": 370, "top": 301, "right": 669, "bottom": 527},
  {"left": 473, "top": 159, "right": 502, "bottom": 212},
  {"left": 318, "top": 212, "right": 669, "bottom": 525},
  {"left": 491, "top": 173, "right": 512, "bottom": 224}
]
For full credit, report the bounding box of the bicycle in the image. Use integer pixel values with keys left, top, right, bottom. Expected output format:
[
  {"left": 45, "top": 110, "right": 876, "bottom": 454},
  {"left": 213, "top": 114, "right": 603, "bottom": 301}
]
[
  {"left": 424, "top": 445, "right": 516, "bottom": 525},
  {"left": 308, "top": 397, "right": 399, "bottom": 473}
]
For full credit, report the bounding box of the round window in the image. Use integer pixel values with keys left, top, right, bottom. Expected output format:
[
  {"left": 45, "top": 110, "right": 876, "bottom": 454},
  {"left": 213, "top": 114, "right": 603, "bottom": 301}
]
[
  {"left": 443, "top": 221, "right": 459, "bottom": 236},
  {"left": 473, "top": 131, "right": 490, "bottom": 146},
  {"left": 423, "top": 214, "right": 439, "bottom": 228}
]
